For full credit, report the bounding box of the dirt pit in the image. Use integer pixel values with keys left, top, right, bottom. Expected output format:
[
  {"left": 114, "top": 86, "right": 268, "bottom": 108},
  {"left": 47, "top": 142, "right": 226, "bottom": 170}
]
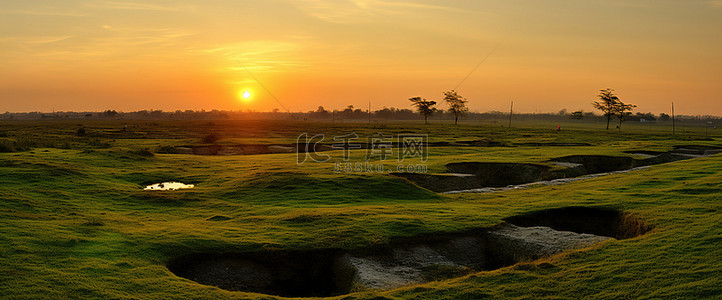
[
  {"left": 391, "top": 172, "right": 484, "bottom": 192},
  {"left": 168, "top": 250, "right": 349, "bottom": 297},
  {"left": 177, "top": 144, "right": 296, "bottom": 155},
  {"left": 446, "top": 162, "right": 551, "bottom": 186},
  {"left": 671, "top": 145, "right": 722, "bottom": 156},
  {"left": 396, "top": 147, "right": 721, "bottom": 194},
  {"left": 502, "top": 206, "right": 652, "bottom": 240},
  {"left": 394, "top": 162, "right": 551, "bottom": 193},
  {"left": 549, "top": 155, "right": 635, "bottom": 173},
  {"left": 167, "top": 207, "right": 650, "bottom": 297}
]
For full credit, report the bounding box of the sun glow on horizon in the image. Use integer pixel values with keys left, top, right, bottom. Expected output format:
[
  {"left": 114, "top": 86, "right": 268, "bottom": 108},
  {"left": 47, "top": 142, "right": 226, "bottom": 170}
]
[
  {"left": 240, "top": 90, "right": 252, "bottom": 102},
  {"left": 0, "top": 1, "right": 720, "bottom": 115}
]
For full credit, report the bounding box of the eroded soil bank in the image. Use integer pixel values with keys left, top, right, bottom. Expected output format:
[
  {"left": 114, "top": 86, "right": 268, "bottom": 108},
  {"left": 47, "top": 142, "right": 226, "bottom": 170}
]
[
  {"left": 166, "top": 140, "right": 599, "bottom": 156},
  {"left": 394, "top": 145, "right": 721, "bottom": 193},
  {"left": 172, "top": 141, "right": 472, "bottom": 156},
  {"left": 167, "top": 207, "right": 650, "bottom": 297}
]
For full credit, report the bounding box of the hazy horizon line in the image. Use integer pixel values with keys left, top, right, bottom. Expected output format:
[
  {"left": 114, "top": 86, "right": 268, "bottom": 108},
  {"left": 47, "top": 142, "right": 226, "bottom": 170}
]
[{"left": 2, "top": 108, "right": 719, "bottom": 118}]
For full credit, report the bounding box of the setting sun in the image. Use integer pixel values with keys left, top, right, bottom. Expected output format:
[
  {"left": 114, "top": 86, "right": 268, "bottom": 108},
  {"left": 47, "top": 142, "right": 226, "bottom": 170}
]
[
  {"left": 0, "top": 1, "right": 720, "bottom": 115},
  {"left": 240, "top": 90, "right": 252, "bottom": 101}
]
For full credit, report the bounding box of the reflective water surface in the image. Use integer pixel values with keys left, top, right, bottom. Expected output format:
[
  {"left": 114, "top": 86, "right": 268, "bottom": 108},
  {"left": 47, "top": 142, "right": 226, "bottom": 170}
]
[{"left": 144, "top": 182, "right": 194, "bottom": 190}]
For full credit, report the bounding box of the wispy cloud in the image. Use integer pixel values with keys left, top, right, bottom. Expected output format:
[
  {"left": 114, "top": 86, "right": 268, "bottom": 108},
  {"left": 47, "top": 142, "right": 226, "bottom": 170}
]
[
  {"left": 0, "top": 35, "right": 74, "bottom": 44},
  {"left": 353, "top": 0, "right": 465, "bottom": 12},
  {"left": 0, "top": 23, "right": 196, "bottom": 64},
  {"left": 290, "top": 0, "right": 376, "bottom": 24},
  {"left": 0, "top": 9, "right": 86, "bottom": 17},
  {"left": 26, "top": 36, "right": 75, "bottom": 44},
  {"left": 0, "top": 1, "right": 187, "bottom": 16},
  {"left": 90, "top": 1, "right": 181, "bottom": 11},
  {"left": 99, "top": 25, "right": 195, "bottom": 47},
  {"left": 290, "top": 0, "right": 466, "bottom": 23},
  {"left": 199, "top": 40, "right": 309, "bottom": 72},
  {"left": 708, "top": 0, "right": 722, "bottom": 7}
]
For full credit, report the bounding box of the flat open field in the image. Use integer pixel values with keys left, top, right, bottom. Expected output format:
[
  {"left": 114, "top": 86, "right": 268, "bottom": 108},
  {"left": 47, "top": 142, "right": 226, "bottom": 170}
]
[{"left": 1, "top": 119, "right": 720, "bottom": 299}]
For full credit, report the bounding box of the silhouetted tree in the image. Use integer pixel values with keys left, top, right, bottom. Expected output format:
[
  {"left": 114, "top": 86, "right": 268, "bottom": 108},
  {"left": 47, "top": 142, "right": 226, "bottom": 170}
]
[
  {"left": 376, "top": 107, "right": 396, "bottom": 119},
  {"left": 659, "top": 113, "right": 671, "bottom": 121},
  {"left": 311, "top": 106, "right": 330, "bottom": 119},
  {"left": 102, "top": 110, "right": 118, "bottom": 118},
  {"left": 443, "top": 90, "right": 469, "bottom": 125},
  {"left": 615, "top": 101, "right": 636, "bottom": 130},
  {"left": 592, "top": 88, "right": 620, "bottom": 129},
  {"left": 570, "top": 111, "right": 584, "bottom": 119},
  {"left": 409, "top": 97, "right": 437, "bottom": 125}
]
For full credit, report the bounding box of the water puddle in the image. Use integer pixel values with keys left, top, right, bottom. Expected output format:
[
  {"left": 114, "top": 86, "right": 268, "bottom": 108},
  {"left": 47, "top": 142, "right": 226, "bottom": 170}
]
[{"left": 144, "top": 182, "right": 194, "bottom": 190}]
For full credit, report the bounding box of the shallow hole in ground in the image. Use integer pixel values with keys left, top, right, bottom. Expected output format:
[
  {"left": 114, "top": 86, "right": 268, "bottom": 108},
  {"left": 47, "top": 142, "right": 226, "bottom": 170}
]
[
  {"left": 167, "top": 140, "right": 512, "bottom": 156},
  {"left": 168, "top": 250, "right": 347, "bottom": 297},
  {"left": 502, "top": 206, "right": 653, "bottom": 240},
  {"left": 206, "top": 215, "right": 231, "bottom": 221},
  {"left": 446, "top": 162, "right": 550, "bottom": 186},
  {"left": 513, "top": 142, "right": 593, "bottom": 147},
  {"left": 671, "top": 145, "right": 722, "bottom": 156},
  {"left": 394, "top": 162, "right": 550, "bottom": 192},
  {"left": 549, "top": 155, "right": 635, "bottom": 173},
  {"left": 167, "top": 207, "right": 650, "bottom": 297},
  {"left": 394, "top": 147, "right": 721, "bottom": 194},
  {"left": 623, "top": 150, "right": 666, "bottom": 156}
]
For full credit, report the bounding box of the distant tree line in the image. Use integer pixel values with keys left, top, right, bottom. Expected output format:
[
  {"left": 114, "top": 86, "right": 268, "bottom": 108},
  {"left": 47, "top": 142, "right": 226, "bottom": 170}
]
[
  {"left": 1, "top": 87, "right": 718, "bottom": 127},
  {"left": 2, "top": 108, "right": 717, "bottom": 123}
]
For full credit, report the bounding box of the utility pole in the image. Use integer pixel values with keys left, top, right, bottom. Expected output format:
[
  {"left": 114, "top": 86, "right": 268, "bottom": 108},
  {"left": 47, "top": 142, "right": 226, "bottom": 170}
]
[
  {"left": 508, "top": 101, "right": 513, "bottom": 128},
  {"left": 672, "top": 102, "right": 675, "bottom": 135},
  {"left": 706, "top": 122, "right": 710, "bottom": 137},
  {"left": 368, "top": 101, "right": 371, "bottom": 125}
]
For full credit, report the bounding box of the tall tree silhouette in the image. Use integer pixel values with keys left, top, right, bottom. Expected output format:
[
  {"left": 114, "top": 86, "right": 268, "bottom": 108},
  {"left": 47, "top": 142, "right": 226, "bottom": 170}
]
[
  {"left": 615, "top": 101, "right": 636, "bottom": 130},
  {"left": 592, "top": 88, "right": 620, "bottom": 130},
  {"left": 443, "top": 90, "right": 469, "bottom": 125},
  {"left": 409, "top": 97, "right": 437, "bottom": 125}
]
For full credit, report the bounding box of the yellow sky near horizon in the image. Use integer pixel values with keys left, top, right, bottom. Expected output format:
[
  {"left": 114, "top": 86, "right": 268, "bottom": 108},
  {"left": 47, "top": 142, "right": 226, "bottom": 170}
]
[{"left": 1, "top": 0, "right": 721, "bottom": 115}]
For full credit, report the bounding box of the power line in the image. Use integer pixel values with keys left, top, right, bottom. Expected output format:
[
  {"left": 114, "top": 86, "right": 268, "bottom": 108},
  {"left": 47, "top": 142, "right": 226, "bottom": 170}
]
[
  {"left": 242, "top": 66, "right": 291, "bottom": 113},
  {"left": 454, "top": 39, "right": 505, "bottom": 90},
  {"left": 672, "top": 102, "right": 676, "bottom": 135}
]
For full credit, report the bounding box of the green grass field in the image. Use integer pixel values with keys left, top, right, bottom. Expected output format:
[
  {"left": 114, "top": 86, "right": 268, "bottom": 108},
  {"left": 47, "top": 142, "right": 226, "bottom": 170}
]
[{"left": 0, "top": 119, "right": 720, "bottom": 299}]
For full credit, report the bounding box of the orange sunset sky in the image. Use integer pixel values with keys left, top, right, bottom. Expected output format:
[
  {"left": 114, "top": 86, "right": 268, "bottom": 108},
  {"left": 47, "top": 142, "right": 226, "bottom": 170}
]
[{"left": 1, "top": 0, "right": 721, "bottom": 115}]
